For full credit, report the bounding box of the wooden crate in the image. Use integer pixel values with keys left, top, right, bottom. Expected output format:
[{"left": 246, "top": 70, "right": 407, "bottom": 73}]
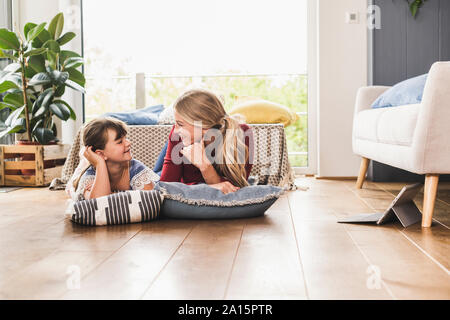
[{"left": 0, "top": 144, "right": 70, "bottom": 187}]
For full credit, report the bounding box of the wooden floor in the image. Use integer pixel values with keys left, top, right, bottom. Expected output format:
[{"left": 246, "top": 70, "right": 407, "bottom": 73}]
[{"left": 0, "top": 177, "right": 449, "bottom": 300}]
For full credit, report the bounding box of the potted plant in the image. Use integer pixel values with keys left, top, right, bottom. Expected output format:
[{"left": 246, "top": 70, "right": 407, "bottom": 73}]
[{"left": 0, "top": 12, "right": 85, "bottom": 182}]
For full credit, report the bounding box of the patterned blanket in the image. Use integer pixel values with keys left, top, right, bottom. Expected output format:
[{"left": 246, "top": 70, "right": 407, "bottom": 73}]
[{"left": 50, "top": 124, "right": 301, "bottom": 191}]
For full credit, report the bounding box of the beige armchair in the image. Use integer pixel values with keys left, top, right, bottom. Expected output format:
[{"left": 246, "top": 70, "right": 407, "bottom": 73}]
[{"left": 352, "top": 61, "right": 450, "bottom": 227}]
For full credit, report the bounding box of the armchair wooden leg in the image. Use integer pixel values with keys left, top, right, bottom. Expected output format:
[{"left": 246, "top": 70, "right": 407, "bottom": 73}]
[
  {"left": 422, "top": 174, "right": 439, "bottom": 228},
  {"left": 356, "top": 157, "right": 370, "bottom": 189}
]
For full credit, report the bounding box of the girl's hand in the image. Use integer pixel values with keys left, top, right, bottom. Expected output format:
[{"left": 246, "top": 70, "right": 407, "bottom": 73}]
[
  {"left": 209, "top": 181, "right": 240, "bottom": 194},
  {"left": 83, "top": 146, "right": 106, "bottom": 168},
  {"left": 181, "top": 141, "right": 211, "bottom": 171}
]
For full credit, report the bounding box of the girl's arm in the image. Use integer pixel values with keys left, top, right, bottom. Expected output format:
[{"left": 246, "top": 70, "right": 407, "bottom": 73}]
[
  {"left": 199, "top": 161, "right": 222, "bottom": 185},
  {"left": 83, "top": 146, "right": 112, "bottom": 199},
  {"left": 143, "top": 182, "right": 154, "bottom": 190},
  {"left": 87, "top": 161, "right": 112, "bottom": 199}
]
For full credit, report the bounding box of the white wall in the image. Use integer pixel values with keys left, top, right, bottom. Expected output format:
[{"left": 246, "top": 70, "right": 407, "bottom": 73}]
[
  {"left": 316, "top": 0, "right": 368, "bottom": 177},
  {"left": 12, "top": 0, "right": 83, "bottom": 144}
]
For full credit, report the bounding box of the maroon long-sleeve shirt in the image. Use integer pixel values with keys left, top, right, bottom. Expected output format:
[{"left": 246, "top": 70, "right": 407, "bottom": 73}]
[{"left": 160, "top": 124, "right": 253, "bottom": 185}]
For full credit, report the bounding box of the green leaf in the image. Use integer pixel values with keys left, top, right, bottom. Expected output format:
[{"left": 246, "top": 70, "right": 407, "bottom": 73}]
[
  {"left": 65, "top": 79, "right": 85, "bottom": 93},
  {"left": 54, "top": 85, "right": 65, "bottom": 97},
  {"left": 47, "top": 50, "right": 57, "bottom": 69},
  {"left": 23, "top": 47, "right": 47, "bottom": 57},
  {"left": 0, "top": 28, "right": 20, "bottom": 50},
  {"left": 5, "top": 105, "right": 25, "bottom": 127},
  {"left": 25, "top": 54, "right": 45, "bottom": 78},
  {"left": 410, "top": 2, "right": 419, "bottom": 17},
  {"left": 1, "top": 49, "right": 18, "bottom": 61},
  {"left": 66, "top": 67, "right": 85, "bottom": 86},
  {"left": 63, "top": 57, "right": 83, "bottom": 69},
  {"left": 26, "top": 22, "right": 46, "bottom": 42},
  {"left": 60, "top": 50, "right": 81, "bottom": 60},
  {"left": 24, "top": 23, "right": 37, "bottom": 39},
  {"left": 0, "top": 125, "right": 24, "bottom": 139},
  {"left": 0, "top": 102, "right": 17, "bottom": 111},
  {"left": 41, "top": 89, "right": 54, "bottom": 109},
  {"left": 34, "top": 105, "right": 47, "bottom": 117},
  {"left": 51, "top": 121, "right": 57, "bottom": 136},
  {"left": 4, "top": 72, "right": 22, "bottom": 87},
  {"left": 33, "top": 127, "right": 56, "bottom": 144},
  {"left": 31, "top": 28, "right": 51, "bottom": 48},
  {"left": 49, "top": 70, "right": 69, "bottom": 86},
  {"left": 3, "top": 92, "right": 23, "bottom": 107},
  {"left": 0, "top": 69, "right": 10, "bottom": 80},
  {"left": 42, "top": 39, "right": 60, "bottom": 53},
  {"left": 48, "top": 13, "right": 64, "bottom": 40},
  {"left": 11, "top": 117, "right": 26, "bottom": 133},
  {"left": 50, "top": 102, "right": 70, "bottom": 120},
  {"left": 32, "top": 119, "right": 43, "bottom": 132},
  {"left": 28, "top": 72, "right": 51, "bottom": 86},
  {"left": 32, "top": 88, "right": 53, "bottom": 116},
  {"left": 56, "top": 32, "right": 75, "bottom": 46},
  {"left": 3, "top": 63, "right": 21, "bottom": 72},
  {"left": 53, "top": 99, "right": 76, "bottom": 120},
  {"left": 0, "top": 80, "right": 18, "bottom": 93}
]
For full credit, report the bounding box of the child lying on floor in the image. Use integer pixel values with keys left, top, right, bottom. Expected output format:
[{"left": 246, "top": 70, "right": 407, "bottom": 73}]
[{"left": 72, "top": 117, "right": 159, "bottom": 200}]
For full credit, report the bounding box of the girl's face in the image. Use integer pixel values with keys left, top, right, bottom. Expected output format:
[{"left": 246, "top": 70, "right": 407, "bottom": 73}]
[
  {"left": 174, "top": 111, "right": 207, "bottom": 146},
  {"left": 97, "top": 129, "right": 132, "bottom": 162}
]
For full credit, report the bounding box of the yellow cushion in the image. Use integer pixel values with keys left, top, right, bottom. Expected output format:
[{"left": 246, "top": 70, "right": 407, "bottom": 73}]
[{"left": 229, "top": 98, "right": 298, "bottom": 127}]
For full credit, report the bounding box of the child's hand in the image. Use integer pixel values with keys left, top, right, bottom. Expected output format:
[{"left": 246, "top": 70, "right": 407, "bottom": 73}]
[{"left": 83, "top": 146, "right": 106, "bottom": 168}]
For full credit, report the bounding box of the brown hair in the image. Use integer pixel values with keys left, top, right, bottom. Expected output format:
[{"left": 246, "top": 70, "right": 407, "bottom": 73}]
[
  {"left": 73, "top": 117, "right": 128, "bottom": 190},
  {"left": 173, "top": 88, "right": 249, "bottom": 188}
]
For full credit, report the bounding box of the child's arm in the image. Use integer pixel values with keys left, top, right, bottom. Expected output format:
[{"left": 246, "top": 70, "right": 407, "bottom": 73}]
[
  {"left": 87, "top": 161, "right": 112, "bottom": 199},
  {"left": 143, "top": 182, "right": 154, "bottom": 190},
  {"left": 83, "top": 146, "right": 112, "bottom": 199}
]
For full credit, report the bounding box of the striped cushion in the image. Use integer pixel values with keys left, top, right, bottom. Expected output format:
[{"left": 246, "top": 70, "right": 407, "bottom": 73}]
[{"left": 68, "top": 190, "right": 163, "bottom": 226}]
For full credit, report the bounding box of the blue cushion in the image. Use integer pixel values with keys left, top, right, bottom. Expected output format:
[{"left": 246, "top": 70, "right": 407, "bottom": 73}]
[
  {"left": 154, "top": 181, "right": 284, "bottom": 220},
  {"left": 371, "top": 74, "right": 427, "bottom": 109},
  {"left": 153, "top": 140, "right": 168, "bottom": 176},
  {"left": 103, "top": 104, "right": 164, "bottom": 125}
]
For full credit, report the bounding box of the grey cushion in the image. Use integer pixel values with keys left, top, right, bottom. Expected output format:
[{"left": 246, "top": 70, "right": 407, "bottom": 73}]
[
  {"left": 68, "top": 190, "right": 163, "bottom": 226},
  {"left": 154, "top": 181, "right": 284, "bottom": 220}
]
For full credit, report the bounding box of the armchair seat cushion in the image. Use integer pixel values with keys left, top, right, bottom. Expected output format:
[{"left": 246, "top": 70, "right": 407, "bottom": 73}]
[{"left": 354, "top": 104, "right": 420, "bottom": 146}]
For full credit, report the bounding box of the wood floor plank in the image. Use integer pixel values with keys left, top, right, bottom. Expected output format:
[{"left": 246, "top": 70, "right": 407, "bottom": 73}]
[
  {"left": 225, "top": 200, "right": 308, "bottom": 299},
  {"left": 347, "top": 226, "right": 450, "bottom": 299},
  {"left": 60, "top": 219, "right": 196, "bottom": 299},
  {"left": 141, "top": 219, "right": 245, "bottom": 300},
  {"left": 338, "top": 180, "right": 450, "bottom": 299},
  {"left": 0, "top": 250, "right": 112, "bottom": 299},
  {"left": 288, "top": 179, "right": 393, "bottom": 299},
  {"left": 0, "top": 179, "right": 448, "bottom": 300}
]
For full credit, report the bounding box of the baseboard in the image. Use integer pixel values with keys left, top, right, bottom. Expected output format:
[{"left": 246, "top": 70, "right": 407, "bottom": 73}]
[{"left": 314, "top": 176, "right": 357, "bottom": 180}]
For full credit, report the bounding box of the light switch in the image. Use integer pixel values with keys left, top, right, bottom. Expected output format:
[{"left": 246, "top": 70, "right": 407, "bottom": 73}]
[{"left": 345, "top": 12, "right": 359, "bottom": 24}]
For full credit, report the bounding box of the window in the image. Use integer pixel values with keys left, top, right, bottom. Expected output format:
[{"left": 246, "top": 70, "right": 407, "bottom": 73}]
[{"left": 82, "top": 0, "right": 312, "bottom": 170}]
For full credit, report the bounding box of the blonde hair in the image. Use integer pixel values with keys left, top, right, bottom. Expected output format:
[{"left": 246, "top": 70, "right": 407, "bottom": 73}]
[
  {"left": 72, "top": 117, "right": 128, "bottom": 191},
  {"left": 173, "top": 88, "right": 249, "bottom": 188}
]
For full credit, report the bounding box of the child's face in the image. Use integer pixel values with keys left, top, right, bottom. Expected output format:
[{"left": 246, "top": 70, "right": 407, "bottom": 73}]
[
  {"left": 174, "top": 111, "right": 207, "bottom": 146},
  {"left": 100, "top": 129, "right": 132, "bottom": 162}
]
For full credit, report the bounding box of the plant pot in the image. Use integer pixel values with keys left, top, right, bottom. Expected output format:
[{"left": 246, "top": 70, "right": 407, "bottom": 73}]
[{"left": 16, "top": 140, "right": 57, "bottom": 176}]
